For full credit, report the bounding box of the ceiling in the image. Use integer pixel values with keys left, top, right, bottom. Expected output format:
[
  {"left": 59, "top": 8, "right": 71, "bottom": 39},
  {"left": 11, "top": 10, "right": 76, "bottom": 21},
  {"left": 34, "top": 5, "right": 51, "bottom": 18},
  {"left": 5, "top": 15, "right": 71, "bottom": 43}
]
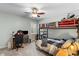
[{"left": 0, "top": 3, "right": 79, "bottom": 20}]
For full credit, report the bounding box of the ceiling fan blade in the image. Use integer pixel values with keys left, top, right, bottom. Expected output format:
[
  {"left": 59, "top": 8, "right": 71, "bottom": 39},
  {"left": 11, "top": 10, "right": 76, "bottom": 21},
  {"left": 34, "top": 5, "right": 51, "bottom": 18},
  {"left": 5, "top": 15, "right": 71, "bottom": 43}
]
[{"left": 37, "top": 12, "right": 45, "bottom": 15}]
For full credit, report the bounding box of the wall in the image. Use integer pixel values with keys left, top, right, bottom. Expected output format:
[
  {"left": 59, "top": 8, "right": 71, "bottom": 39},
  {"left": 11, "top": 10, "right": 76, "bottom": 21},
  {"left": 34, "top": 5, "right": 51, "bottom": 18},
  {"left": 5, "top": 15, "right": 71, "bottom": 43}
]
[{"left": 0, "top": 12, "right": 36, "bottom": 48}]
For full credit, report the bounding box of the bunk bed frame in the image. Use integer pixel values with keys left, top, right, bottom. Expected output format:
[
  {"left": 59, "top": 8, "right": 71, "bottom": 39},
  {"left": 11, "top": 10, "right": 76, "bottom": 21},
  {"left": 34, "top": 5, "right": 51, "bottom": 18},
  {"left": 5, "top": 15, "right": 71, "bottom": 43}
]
[{"left": 39, "top": 18, "right": 78, "bottom": 39}]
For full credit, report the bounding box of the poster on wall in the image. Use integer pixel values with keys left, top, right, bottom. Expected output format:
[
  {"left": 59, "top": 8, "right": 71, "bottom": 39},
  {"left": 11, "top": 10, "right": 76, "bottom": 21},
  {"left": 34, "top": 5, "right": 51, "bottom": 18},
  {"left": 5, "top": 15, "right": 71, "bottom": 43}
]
[{"left": 48, "top": 22, "right": 56, "bottom": 29}]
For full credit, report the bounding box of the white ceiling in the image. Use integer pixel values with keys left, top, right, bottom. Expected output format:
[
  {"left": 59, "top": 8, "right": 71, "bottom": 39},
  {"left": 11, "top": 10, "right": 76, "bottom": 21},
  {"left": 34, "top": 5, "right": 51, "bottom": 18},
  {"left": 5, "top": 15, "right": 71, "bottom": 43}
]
[{"left": 0, "top": 3, "right": 79, "bottom": 20}]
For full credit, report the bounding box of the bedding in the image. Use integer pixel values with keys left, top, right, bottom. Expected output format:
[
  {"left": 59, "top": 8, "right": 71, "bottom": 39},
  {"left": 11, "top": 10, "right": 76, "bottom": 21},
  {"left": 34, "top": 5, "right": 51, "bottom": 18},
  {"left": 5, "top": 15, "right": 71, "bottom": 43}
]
[{"left": 47, "top": 38, "right": 64, "bottom": 43}]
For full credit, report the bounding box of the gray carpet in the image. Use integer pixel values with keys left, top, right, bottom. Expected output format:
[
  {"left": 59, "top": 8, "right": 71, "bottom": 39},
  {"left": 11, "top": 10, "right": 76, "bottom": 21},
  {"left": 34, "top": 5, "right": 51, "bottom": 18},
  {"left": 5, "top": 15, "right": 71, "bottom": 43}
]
[{"left": 0, "top": 42, "right": 46, "bottom": 56}]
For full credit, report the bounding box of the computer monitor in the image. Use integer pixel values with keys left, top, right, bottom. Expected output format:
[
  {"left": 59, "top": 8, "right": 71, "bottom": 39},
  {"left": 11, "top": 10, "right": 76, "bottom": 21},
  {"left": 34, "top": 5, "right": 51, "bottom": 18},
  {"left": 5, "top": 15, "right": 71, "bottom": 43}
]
[{"left": 22, "top": 31, "right": 28, "bottom": 34}]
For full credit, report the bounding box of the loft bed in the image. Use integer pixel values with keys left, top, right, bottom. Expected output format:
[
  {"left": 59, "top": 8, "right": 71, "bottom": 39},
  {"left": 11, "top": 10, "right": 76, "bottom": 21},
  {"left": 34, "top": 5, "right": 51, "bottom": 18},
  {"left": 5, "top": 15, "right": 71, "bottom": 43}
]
[
  {"left": 39, "top": 18, "right": 78, "bottom": 47},
  {"left": 37, "top": 18, "right": 79, "bottom": 56},
  {"left": 39, "top": 18, "right": 78, "bottom": 39}
]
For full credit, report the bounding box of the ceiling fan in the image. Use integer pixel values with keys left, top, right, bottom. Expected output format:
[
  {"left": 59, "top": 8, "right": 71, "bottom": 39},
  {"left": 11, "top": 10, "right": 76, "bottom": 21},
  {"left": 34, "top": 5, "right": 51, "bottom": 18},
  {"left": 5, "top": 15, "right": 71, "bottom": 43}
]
[{"left": 24, "top": 7, "right": 45, "bottom": 18}]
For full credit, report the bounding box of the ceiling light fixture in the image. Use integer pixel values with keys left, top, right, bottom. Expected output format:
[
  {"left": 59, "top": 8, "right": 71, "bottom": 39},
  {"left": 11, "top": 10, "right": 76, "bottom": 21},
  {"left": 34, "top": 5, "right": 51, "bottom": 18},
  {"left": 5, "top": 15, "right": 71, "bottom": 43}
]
[
  {"left": 24, "top": 7, "right": 45, "bottom": 18},
  {"left": 32, "top": 7, "right": 38, "bottom": 18}
]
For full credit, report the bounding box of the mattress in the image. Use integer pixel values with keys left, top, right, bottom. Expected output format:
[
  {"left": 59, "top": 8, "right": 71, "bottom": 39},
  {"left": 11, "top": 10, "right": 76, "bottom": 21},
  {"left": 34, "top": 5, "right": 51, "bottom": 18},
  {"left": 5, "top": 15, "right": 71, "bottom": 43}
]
[{"left": 47, "top": 38, "right": 64, "bottom": 44}]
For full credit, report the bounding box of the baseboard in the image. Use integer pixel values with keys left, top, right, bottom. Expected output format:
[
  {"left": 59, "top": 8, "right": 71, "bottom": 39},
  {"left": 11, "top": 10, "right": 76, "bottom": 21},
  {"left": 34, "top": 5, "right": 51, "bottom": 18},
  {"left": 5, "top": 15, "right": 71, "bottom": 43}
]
[{"left": 0, "top": 47, "right": 7, "bottom": 50}]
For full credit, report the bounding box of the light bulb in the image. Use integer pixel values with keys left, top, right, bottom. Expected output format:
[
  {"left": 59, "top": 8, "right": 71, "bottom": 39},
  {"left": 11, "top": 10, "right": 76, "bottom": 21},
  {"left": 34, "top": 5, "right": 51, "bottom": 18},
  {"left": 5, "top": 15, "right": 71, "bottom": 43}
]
[{"left": 32, "top": 14, "right": 37, "bottom": 17}]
